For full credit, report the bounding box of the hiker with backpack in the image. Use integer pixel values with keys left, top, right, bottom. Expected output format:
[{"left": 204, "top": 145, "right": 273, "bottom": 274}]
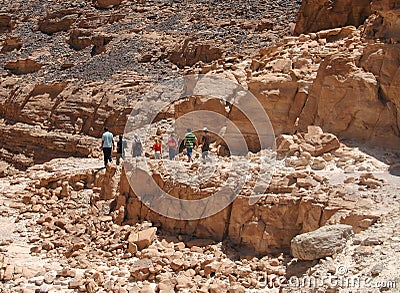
[
  {"left": 116, "top": 135, "right": 127, "bottom": 165},
  {"left": 184, "top": 128, "right": 198, "bottom": 163}
]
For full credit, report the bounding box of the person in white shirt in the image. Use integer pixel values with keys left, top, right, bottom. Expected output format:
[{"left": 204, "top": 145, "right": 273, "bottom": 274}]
[{"left": 101, "top": 127, "right": 114, "bottom": 167}]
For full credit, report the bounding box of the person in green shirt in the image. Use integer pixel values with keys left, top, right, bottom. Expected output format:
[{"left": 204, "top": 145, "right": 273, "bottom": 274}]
[{"left": 184, "top": 128, "right": 198, "bottom": 162}]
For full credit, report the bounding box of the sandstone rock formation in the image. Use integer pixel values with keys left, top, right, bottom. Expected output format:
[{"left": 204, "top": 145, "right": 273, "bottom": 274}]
[
  {"left": 168, "top": 39, "right": 224, "bottom": 68},
  {"left": 0, "top": 0, "right": 400, "bottom": 291},
  {"left": 364, "top": 0, "right": 400, "bottom": 42},
  {"left": 37, "top": 10, "right": 78, "bottom": 35},
  {"left": 0, "top": 38, "right": 22, "bottom": 53},
  {"left": 118, "top": 126, "right": 385, "bottom": 255},
  {"left": 0, "top": 14, "right": 13, "bottom": 33},
  {"left": 1, "top": 149, "right": 397, "bottom": 292},
  {"left": 295, "top": 0, "right": 372, "bottom": 34},
  {"left": 1, "top": 0, "right": 399, "bottom": 170},
  {"left": 4, "top": 59, "right": 42, "bottom": 75}
]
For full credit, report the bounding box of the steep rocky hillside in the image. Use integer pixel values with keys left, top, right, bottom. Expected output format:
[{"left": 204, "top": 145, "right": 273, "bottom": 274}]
[
  {"left": 1, "top": 0, "right": 400, "bottom": 170},
  {"left": 0, "top": 0, "right": 301, "bottom": 168},
  {"left": 1, "top": 0, "right": 400, "bottom": 292}
]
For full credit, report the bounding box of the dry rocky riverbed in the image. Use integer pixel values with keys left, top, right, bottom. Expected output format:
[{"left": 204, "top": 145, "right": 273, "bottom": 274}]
[{"left": 0, "top": 130, "right": 399, "bottom": 292}]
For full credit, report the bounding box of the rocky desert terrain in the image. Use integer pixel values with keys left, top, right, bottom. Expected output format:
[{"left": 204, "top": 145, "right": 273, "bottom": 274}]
[{"left": 1, "top": 0, "right": 400, "bottom": 292}]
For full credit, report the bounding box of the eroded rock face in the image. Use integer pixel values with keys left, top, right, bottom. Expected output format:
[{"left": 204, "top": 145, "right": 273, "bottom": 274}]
[
  {"left": 0, "top": 38, "right": 23, "bottom": 53},
  {"left": 4, "top": 59, "right": 43, "bottom": 74},
  {"left": 168, "top": 39, "right": 224, "bottom": 68},
  {"left": 1, "top": 0, "right": 399, "bottom": 291},
  {"left": 94, "top": 0, "right": 122, "bottom": 9},
  {"left": 38, "top": 10, "right": 79, "bottom": 35},
  {"left": 120, "top": 168, "right": 379, "bottom": 254},
  {"left": 298, "top": 53, "right": 398, "bottom": 146},
  {"left": 118, "top": 127, "right": 383, "bottom": 255},
  {"left": 1, "top": 0, "right": 399, "bottom": 171},
  {"left": 213, "top": 23, "right": 400, "bottom": 148},
  {"left": 295, "top": 0, "right": 372, "bottom": 34},
  {"left": 0, "top": 14, "right": 13, "bottom": 33},
  {"left": 364, "top": 0, "right": 400, "bottom": 42},
  {"left": 296, "top": 41, "right": 400, "bottom": 147},
  {"left": 0, "top": 122, "right": 98, "bottom": 168},
  {"left": 0, "top": 77, "right": 138, "bottom": 166}
]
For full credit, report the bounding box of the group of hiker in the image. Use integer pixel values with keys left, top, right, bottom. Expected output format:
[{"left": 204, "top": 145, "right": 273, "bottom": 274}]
[{"left": 101, "top": 127, "right": 211, "bottom": 167}]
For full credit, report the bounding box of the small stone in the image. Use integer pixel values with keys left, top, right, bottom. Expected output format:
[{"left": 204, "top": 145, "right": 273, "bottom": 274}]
[
  {"left": 39, "top": 284, "right": 50, "bottom": 293},
  {"left": 42, "top": 241, "right": 55, "bottom": 251},
  {"left": 57, "top": 268, "right": 76, "bottom": 278},
  {"left": 228, "top": 283, "right": 246, "bottom": 293},
  {"left": 270, "top": 258, "right": 279, "bottom": 266},
  {"left": 3, "top": 265, "right": 14, "bottom": 281},
  {"left": 69, "top": 278, "right": 84, "bottom": 289},
  {"left": 44, "top": 271, "right": 56, "bottom": 284},
  {"left": 370, "top": 263, "right": 384, "bottom": 276},
  {"left": 128, "top": 227, "right": 157, "bottom": 251},
  {"left": 75, "top": 182, "right": 85, "bottom": 190},
  {"left": 361, "top": 237, "right": 383, "bottom": 246}
]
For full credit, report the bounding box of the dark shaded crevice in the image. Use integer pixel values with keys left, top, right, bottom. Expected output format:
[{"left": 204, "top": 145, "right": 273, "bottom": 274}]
[
  {"left": 377, "top": 85, "right": 390, "bottom": 105},
  {"left": 222, "top": 195, "right": 234, "bottom": 240},
  {"left": 288, "top": 88, "right": 309, "bottom": 134},
  {"left": 393, "top": 105, "right": 400, "bottom": 136},
  {"left": 47, "top": 98, "right": 65, "bottom": 131}
]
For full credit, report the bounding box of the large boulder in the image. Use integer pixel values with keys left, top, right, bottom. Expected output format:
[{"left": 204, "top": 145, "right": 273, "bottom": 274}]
[
  {"left": 291, "top": 224, "right": 354, "bottom": 260},
  {"left": 168, "top": 39, "right": 223, "bottom": 68},
  {"left": 128, "top": 227, "right": 157, "bottom": 251},
  {"left": 38, "top": 10, "right": 78, "bottom": 34},
  {"left": 302, "top": 126, "right": 340, "bottom": 156},
  {"left": 4, "top": 59, "right": 43, "bottom": 75}
]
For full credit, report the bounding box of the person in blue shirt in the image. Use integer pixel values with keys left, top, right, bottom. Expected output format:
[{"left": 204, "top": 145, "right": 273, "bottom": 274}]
[{"left": 101, "top": 127, "right": 114, "bottom": 167}]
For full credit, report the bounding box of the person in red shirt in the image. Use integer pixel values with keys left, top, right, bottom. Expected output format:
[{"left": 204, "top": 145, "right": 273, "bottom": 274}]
[{"left": 152, "top": 137, "right": 162, "bottom": 159}]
